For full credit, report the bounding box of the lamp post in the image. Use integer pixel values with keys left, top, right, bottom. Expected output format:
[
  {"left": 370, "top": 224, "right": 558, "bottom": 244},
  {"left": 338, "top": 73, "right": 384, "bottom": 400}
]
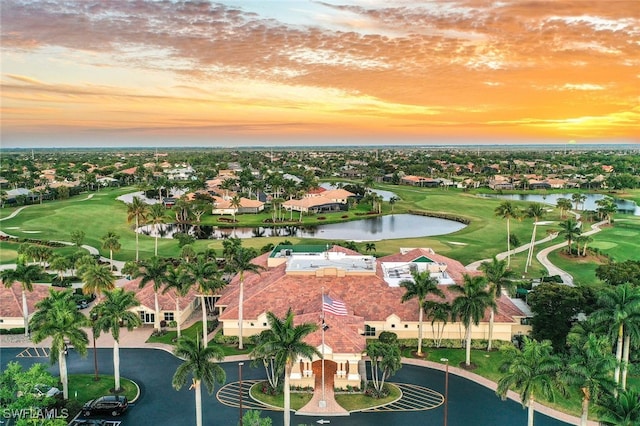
[
  {"left": 238, "top": 362, "right": 244, "bottom": 426},
  {"left": 440, "top": 358, "right": 449, "bottom": 426}
]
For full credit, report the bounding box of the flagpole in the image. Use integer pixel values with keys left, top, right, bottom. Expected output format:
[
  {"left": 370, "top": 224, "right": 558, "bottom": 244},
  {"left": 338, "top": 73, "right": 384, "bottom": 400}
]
[{"left": 320, "top": 288, "right": 326, "bottom": 408}]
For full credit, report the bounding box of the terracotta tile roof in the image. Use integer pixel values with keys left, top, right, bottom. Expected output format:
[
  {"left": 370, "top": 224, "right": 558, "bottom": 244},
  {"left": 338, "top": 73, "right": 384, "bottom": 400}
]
[
  {"left": 0, "top": 282, "right": 59, "bottom": 318},
  {"left": 122, "top": 278, "right": 199, "bottom": 311},
  {"left": 298, "top": 312, "right": 366, "bottom": 354}
]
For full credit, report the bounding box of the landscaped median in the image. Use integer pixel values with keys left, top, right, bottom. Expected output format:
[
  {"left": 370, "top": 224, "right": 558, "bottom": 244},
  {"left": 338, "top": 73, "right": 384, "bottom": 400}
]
[{"left": 248, "top": 381, "right": 401, "bottom": 412}]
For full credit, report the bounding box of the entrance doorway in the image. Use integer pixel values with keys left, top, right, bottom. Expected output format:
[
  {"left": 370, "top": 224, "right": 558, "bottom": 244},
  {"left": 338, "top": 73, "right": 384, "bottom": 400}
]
[{"left": 311, "top": 359, "right": 337, "bottom": 390}]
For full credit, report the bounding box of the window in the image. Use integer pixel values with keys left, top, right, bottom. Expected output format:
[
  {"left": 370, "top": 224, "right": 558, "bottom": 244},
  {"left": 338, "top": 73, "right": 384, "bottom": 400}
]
[
  {"left": 391, "top": 324, "right": 396, "bottom": 328},
  {"left": 263, "top": 322, "right": 267, "bottom": 327},
  {"left": 363, "top": 325, "right": 376, "bottom": 337},
  {"left": 404, "top": 324, "right": 408, "bottom": 329},
  {"left": 164, "top": 312, "right": 175, "bottom": 321}
]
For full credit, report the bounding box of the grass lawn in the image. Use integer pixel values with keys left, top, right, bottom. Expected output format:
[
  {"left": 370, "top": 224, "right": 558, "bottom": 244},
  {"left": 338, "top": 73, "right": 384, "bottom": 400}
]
[
  {"left": 67, "top": 374, "right": 138, "bottom": 404},
  {"left": 546, "top": 250, "right": 605, "bottom": 286},
  {"left": 249, "top": 382, "right": 313, "bottom": 410},
  {"left": 334, "top": 383, "right": 401, "bottom": 411},
  {"left": 146, "top": 322, "right": 254, "bottom": 355}
]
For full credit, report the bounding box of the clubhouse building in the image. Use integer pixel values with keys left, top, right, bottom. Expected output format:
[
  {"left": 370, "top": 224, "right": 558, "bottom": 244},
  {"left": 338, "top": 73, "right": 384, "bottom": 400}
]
[{"left": 217, "top": 245, "right": 531, "bottom": 389}]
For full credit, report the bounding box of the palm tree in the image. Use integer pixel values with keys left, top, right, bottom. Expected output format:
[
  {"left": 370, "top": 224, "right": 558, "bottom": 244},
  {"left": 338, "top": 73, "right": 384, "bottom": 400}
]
[
  {"left": 576, "top": 235, "right": 593, "bottom": 257},
  {"left": 230, "top": 195, "right": 242, "bottom": 222},
  {"left": 524, "top": 203, "right": 545, "bottom": 273},
  {"left": 101, "top": 231, "right": 121, "bottom": 272},
  {"left": 496, "top": 337, "right": 565, "bottom": 426},
  {"left": 597, "top": 389, "right": 640, "bottom": 426},
  {"left": 389, "top": 196, "right": 400, "bottom": 213},
  {"left": 30, "top": 288, "right": 89, "bottom": 400},
  {"left": 81, "top": 263, "right": 115, "bottom": 301},
  {"left": 596, "top": 197, "right": 618, "bottom": 225},
  {"left": 1, "top": 260, "right": 44, "bottom": 336},
  {"left": 479, "top": 256, "right": 516, "bottom": 351},
  {"left": 424, "top": 301, "right": 450, "bottom": 348},
  {"left": 163, "top": 264, "right": 192, "bottom": 339},
  {"left": 48, "top": 253, "right": 71, "bottom": 284},
  {"left": 172, "top": 336, "right": 226, "bottom": 426},
  {"left": 226, "top": 247, "right": 264, "bottom": 350},
  {"left": 556, "top": 198, "right": 573, "bottom": 219},
  {"left": 400, "top": 270, "right": 444, "bottom": 356},
  {"left": 558, "top": 217, "right": 581, "bottom": 255},
  {"left": 132, "top": 256, "right": 168, "bottom": 332},
  {"left": 451, "top": 274, "right": 494, "bottom": 367},
  {"left": 126, "top": 196, "right": 148, "bottom": 262},
  {"left": 187, "top": 255, "right": 226, "bottom": 345},
  {"left": 591, "top": 283, "right": 640, "bottom": 389},
  {"left": 572, "top": 193, "right": 587, "bottom": 211},
  {"left": 258, "top": 309, "right": 320, "bottom": 426},
  {"left": 494, "top": 201, "right": 520, "bottom": 267},
  {"left": 564, "top": 334, "right": 617, "bottom": 426},
  {"left": 147, "top": 203, "right": 166, "bottom": 256},
  {"left": 365, "top": 242, "right": 376, "bottom": 253},
  {"left": 91, "top": 288, "right": 141, "bottom": 392}
]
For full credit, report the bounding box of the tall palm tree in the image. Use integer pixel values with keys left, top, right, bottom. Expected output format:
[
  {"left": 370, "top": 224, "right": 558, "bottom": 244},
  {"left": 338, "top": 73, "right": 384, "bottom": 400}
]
[
  {"left": 1, "top": 259, "right": 44, "bottom": 336},
  {"left": 525, "top": 203, "right": 545, "bottom": 272},
  {"left": 494, "top": 201, "right": 520, "bottom": 267},
  {"left": 451, "top": 274, "right": 494, "bottom": 367},
  {"left": 556, "top": 198, "right": 573, "bottom": 219},
  {"left": 81, "top": 263, "right": 115, "bottom": 301},
  {"left": 564, "top": 334, "right": 617, "bottom": 426},
  {"left": 226, "top": 247, "right": 264, "bottom": 350},
  {"left": 596, "top": 389, "right": 640, "bottom": 426},
  {"left": 30, "top": 288, "right": 89, "bottom": 400},
  {"left": 496, "top": 337, "right": 565, "bottom": 426},
  {"left": 258, "top": 309, "right": 320, "bottom": 426},
  {"left": 48, "top": 254, "right": 71, "bottom": 283},
  {"left": 572, "top": 193, "right": 586, "bottom": 211},
  {"left": 591, "top": 283, "right": 640, "bottom": 389},
  {"left": 132, "top": 256, "right": 168, "bottom": 332},
  {"left": 163, "top": 264, "right": 192, "bottom": 339},
  {"left": 187, "top": 254, "right": 226, "bottom": 345},
  {"left": 91, "top": 288, "right": 141, "bottom": 392},
  {"left": 172, "top": 336, "right": 226, "bottom": 426},
  {"left": 389, "top": 196, "right": 400, "bottom": 213},
  {"left": 424, "top": 301, "right": 450, "bottom": 348},
  {"left": 558, "top": 217, "right": 582, "bottom": 255},
  {"left": 230, "top": 195, "right": 242, "bottom": 222},
  {"left": 147, "top": 203, "right": 166, "bottom": 256},
  {"left": 479, "top": 256, "right": 516, "bottom": 351},
  {"left": 101, "top": 231, "right": 121, "bottom": 272},
  {"left": 400, "top": 270, "right": 444, "bottom": 356},
  {"left": 126, "top": 196, "right": 148, "bottom": 262}
]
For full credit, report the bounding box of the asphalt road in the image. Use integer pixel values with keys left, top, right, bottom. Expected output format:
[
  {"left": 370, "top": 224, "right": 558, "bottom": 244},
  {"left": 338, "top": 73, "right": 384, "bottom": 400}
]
[{"left": 1, "top": 347, "right": 571, "bottom": 426}]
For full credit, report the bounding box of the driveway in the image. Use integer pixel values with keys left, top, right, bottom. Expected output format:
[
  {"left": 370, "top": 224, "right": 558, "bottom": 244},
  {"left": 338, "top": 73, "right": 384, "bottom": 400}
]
[{"left": 1, "top": 347, "right": 573, "bottom": 426}]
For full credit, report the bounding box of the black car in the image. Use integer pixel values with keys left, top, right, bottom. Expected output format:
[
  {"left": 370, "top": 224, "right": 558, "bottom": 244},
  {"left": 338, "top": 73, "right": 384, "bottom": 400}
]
[
  {"left": 70, "top": 420, "right": 106, "bottom": 426},
  {"left": 82, "top": 395, "right": 128, "bottom": 417}
]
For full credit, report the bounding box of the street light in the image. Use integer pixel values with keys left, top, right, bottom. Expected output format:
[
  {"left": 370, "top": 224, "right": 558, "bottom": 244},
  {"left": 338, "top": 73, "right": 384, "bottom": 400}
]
[
  {"left": 440, "top": 358, "right": 449, "bottom": 426},
  {"left": 238, "top": 362, "right": 244, "bottom": 426}
]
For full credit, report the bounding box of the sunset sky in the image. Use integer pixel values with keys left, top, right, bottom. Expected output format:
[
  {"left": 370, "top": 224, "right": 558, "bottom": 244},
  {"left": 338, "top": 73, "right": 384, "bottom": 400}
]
[{"left": 1, "top": 0, "right": 638, "bottom": 148}]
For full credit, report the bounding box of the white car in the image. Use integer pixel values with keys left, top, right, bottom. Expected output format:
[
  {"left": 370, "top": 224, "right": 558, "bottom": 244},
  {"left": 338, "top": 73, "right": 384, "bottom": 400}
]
[{"left": 34, "top": 384, "right": 62, "bottom": 398}]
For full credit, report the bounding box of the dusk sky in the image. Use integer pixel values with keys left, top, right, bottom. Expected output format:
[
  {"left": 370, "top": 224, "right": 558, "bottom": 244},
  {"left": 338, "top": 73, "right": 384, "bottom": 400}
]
[{"left": 1, "top": 0, "right": 638, "bottom": 148}]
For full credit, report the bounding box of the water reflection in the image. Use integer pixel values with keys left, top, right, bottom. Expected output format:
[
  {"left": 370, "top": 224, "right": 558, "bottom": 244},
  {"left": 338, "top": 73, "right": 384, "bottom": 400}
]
[
  {"left": 138, "top": 214, "right": 466, "bottom": 241},
  {"left": 483, "top": 193, "right": 640, "bottom": 215}
]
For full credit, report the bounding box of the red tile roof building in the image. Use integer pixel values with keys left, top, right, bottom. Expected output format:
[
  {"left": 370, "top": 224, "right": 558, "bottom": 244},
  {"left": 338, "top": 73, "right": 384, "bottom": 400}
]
[{"left": 217, "top": 245, "right": 531, "bottom": 388}]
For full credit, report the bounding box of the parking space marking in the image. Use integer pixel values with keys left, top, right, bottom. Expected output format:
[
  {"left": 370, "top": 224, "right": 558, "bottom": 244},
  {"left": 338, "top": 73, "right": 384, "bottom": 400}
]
[
  {"left": 16, "top": 347, "right": 50, "bottom": 358},
  {"left": 363, "top": 383, "right": 443, "bottom": 412},
  {"left": 217, "top": 380, "right": 274, "bottom": 410}
]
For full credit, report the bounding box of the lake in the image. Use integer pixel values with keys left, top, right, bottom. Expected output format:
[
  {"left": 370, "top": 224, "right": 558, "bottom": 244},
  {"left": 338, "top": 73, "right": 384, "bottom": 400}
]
[
  {"left": 139, "top": 214, "right": 467, "bottom": 242},
  {"left": 481, "top": 193, "right": 640, "bottom": 215}
]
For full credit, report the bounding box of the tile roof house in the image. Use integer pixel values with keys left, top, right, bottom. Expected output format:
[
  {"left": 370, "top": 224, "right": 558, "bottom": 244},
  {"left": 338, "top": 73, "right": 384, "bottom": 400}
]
[
  {"left": 121, "top": 278, "right": 201, "bottom": 327},
  {"left": 0, "top": 282, "right": 54, "bottom": 330},
  {"left": 217, "top": 245, "right": 531, "bottom": 389}
]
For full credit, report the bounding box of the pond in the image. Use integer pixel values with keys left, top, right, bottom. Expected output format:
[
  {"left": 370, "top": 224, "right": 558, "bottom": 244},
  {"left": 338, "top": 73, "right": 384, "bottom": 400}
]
[
  {"left": 320, "top": 182, "right": 398, "bottom": 201},
  {"left": 481, "top": 193, "right": 640, "bottom": 215},
  {"left": 138, "top": 214, "right": 467, "bottom": 242}
]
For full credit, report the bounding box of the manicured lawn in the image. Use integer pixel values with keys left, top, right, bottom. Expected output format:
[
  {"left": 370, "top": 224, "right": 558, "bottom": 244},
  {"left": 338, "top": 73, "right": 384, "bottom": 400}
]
[
  {"left": 145, "top": 322, "right": 253, "bottom": 355},
  {"left": 67, "top": 374, "right": 138, "bottom": 404},
  {"left": 249, "top": 382, "right": 313, "bottom": 410},
  {"left": 248, "top": 381, "right": 401, "bottom": 412},
  {"left": 547, "top": 250, "right": 605, "bottom": 286},
  {"left": 334, "top": 383, "right": 401, "bottom": 411}
]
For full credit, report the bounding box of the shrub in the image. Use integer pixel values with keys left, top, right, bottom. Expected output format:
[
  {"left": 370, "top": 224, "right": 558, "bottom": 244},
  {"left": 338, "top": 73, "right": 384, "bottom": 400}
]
[
  {"left": 378, "top": 331, "right": 398, "bottom": 344},
  {"left": 0, "top": 328, "right": 26, "bottom": 335}
]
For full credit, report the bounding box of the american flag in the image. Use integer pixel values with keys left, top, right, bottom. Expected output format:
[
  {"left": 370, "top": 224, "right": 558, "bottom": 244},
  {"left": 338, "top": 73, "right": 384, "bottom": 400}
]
[{"left": 322, "top": 294, "right": 347, "bottom": 316}]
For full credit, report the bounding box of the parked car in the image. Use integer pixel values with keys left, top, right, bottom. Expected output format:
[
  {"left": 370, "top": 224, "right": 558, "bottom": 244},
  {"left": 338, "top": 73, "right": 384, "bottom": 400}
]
[
  {"left": 76, "top": 299, "right": 89, "bottom": 310},
  {"left": 33, "top": 384, "right": 62, "bottom": 398},
  {"left": 82, "top": 395, "right": 128, "bottom": 417}
]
